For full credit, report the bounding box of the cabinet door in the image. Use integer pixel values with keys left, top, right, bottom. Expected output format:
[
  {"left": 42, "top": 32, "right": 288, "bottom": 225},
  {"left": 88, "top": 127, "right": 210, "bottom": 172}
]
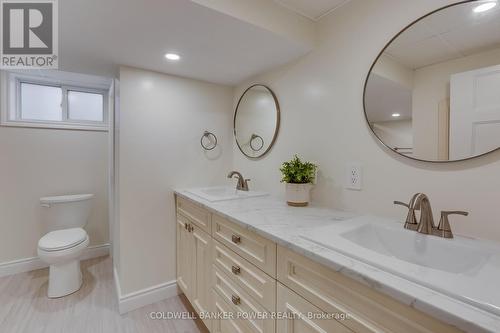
[
  {"left": 191, "top": 224, "right": 213, "bottom": 331},
  {"left": 176, "top": 214, "right": 195, "bottom": 300},
  {"left": 276, "top": 283, "right": 352, "bottom": 333}
]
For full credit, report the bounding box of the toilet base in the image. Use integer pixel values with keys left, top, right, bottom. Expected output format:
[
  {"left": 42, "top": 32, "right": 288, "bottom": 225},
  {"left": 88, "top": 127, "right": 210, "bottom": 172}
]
[{"left": 48, "top": 260, "right": 83, "bottom": 298}]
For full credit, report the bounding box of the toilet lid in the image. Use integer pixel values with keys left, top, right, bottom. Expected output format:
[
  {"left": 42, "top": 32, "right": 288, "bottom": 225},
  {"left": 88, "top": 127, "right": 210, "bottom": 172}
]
[{"left": 38, "top": 228, "right": 88, "bottom": 251}]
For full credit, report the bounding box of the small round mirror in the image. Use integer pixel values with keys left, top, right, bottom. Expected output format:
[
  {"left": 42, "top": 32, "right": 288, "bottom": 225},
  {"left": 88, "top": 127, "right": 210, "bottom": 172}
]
[{"left": 234, "top": 84, "right": 280, "bottom": 159}]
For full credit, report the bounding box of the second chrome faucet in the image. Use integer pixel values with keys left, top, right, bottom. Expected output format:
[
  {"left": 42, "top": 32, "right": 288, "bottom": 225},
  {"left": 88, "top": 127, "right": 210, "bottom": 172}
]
[
  {"left": 227, "top": 171, "right": 250, "bottom": 191},
  {"left": 394, "top": 193, "right": 468, "bottom": 239}
]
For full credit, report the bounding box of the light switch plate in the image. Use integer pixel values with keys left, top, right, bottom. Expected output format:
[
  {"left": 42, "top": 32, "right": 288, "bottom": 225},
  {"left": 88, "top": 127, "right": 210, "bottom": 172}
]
[{"left": 346, "top": 163, "right": 362, "bottom": 190}]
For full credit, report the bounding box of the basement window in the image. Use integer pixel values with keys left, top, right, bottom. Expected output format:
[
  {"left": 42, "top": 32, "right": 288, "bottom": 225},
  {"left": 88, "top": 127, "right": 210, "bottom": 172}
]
[{"left": 1, "top": 72, "right": 109, "bottom": 131}]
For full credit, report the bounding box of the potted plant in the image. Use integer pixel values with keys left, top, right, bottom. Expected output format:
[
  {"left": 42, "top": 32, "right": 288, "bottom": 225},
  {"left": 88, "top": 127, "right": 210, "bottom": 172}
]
[{"left": 280, "top": 155, "right": 318, "bottom": 207}]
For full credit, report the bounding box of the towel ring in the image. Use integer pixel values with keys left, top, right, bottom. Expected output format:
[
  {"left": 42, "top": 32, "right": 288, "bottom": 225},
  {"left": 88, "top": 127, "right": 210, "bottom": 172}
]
[
  {"left": 249, "top": 134, "right": 264, "bottom": 152},
  {"left": 201, "top": 131, "right": 217, "bottom": 150}
]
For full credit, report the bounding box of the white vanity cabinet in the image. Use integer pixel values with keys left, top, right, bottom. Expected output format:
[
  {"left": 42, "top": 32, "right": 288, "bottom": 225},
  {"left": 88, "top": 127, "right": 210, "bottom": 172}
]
[
  {"left": 276, "top": 283, "right": 353, "bottom": 333},
  {"left": 212, "top": 290, "right": 253, "bottom": 333},
  {"left": 277, "top": 246, "right": 461, "bottom": 333},
  {"left": 212, "top": 213, "right": 277, "bottom": 277},
  {"left": 175, "top": 195, "right": 463, "bottom": 333},
  {"left": 210, "top": 214, "right": 277, "bottom": 333},
  {"left": 176, "top": 213, "right": 195, "bottom": 299},
  {"left": 176, "top": 199, "right": 213, "bottom": 331},
  {"left": 212, "top": 240, "right": 276, "bottom": 311},
  {"left": 191, "top": 222, "right": 213, "bottom": 329}
]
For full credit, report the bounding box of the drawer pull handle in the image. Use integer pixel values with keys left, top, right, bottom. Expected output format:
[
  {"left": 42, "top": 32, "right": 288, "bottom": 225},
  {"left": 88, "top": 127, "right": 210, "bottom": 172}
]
[
  {"left": 231, "top": 265, "right": 241, "bottom": 275},
  {"left": 231, "top": 235, "right": 241, "bottom": 244},
  {"left": 231, "top": 295, "right": 241, "bottom": 305}
]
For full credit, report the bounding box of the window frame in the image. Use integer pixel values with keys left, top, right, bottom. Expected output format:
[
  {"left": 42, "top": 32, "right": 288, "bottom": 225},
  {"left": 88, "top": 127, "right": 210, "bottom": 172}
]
[{"left": 2, "top": 72, "right": 109, "bottom": 131}]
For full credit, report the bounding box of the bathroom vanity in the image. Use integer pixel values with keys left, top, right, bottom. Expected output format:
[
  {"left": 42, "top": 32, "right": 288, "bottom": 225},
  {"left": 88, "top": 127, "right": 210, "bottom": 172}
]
[{"left": 174, "top": 190, "right": 500, "bottom": 333}]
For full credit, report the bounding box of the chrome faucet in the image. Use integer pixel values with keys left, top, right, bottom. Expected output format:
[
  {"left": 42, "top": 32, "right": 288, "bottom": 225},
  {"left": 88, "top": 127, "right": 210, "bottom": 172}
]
[
  {"left": 412, "top": 193, "right": 435, "bottom": 235},
  {"left": 435, "top": 211, "right": 469, "bottom": 238},
  {"left": 394, "top": 192, "right": 420, "bottom": 231},
  {"left": 227, "top": 171, "right": 250, "bottom": 191},
  {"left": 394, "top": 193, "right": 468, "bottom": 239}
]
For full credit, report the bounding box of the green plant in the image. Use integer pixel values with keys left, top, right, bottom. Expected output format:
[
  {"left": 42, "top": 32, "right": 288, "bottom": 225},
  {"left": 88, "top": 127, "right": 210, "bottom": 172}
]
[{"left": 280, "top": 155, "right": 317, "bottom": 184}]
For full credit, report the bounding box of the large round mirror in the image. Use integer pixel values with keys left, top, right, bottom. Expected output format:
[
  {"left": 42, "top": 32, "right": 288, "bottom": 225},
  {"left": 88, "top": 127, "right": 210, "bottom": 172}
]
[
  {"left": 364, "top": 0, "right": 500, "bottom": 162},
  {"left": 234, "top": 84, "right": 280, "bottom": 159}
]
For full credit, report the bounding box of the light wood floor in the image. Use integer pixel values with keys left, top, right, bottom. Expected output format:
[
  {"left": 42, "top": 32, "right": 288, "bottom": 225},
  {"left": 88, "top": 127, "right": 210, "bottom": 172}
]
[{"left": 0, "top": 256, "right": 209, "bottom": 333}]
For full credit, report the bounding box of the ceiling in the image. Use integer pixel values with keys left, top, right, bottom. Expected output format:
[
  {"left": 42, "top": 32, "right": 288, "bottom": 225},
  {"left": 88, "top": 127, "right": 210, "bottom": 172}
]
[
  {"left": 365, "top": 74, "right": 412, "bottom": 123},
  {"left": 385, "top": 1, "right": 500, "bottom": 69},
  {"left": 58, "top": 0, "right": 312, "bottom": 85},
  {"left": 274, "top": 0, "right": 350, "bottom": 21}
]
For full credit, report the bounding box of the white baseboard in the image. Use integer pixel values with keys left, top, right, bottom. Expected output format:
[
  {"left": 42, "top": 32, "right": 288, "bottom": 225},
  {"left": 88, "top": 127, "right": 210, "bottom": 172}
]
[
  {"left": 114, "top": 266, "right": 180, "bottom": 314},
  {"left": 0, "top": 243, "right": 110, "bottom": 278},
  {"left": 80, "top": 243, "right": 111, "bottom": 261},
  {"left": 113, "top": 265, "right": 123, "bottom": 305}
]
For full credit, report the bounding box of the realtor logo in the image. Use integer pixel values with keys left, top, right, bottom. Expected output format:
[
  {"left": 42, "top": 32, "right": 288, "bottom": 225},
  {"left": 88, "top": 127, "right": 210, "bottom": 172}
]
[{"left": 1, "top": 0, "right": 58, "bottom": 68}]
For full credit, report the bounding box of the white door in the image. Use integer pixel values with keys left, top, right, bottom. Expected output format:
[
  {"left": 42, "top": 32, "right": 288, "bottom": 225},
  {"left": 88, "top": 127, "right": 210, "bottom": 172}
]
[{"left": 450, "top": 64, "right": 500, "bottom": 160}]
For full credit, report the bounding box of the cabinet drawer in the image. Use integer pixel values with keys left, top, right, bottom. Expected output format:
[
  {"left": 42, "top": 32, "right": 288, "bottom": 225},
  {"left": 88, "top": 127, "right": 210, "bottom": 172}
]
[
  {"left": 277, "top": 246, "right": 461, "bottom": 333},
  {"left": 177, "top": 196, "right": 211, "bottom": 233},
  {"left": 212, "top": 290, "right": 253, "bottom": 333},
  {"left": 276, "top": 283, "right": 352, "bottom": 333},
  {"left": 213, "top": 239, "right": 276, "bottom": 312},
  {"left": 212, "top": 214, "right": 276, "bottom": 277},
  {"left": 213, "top": 264, "right": 275, "bottom": 333}
]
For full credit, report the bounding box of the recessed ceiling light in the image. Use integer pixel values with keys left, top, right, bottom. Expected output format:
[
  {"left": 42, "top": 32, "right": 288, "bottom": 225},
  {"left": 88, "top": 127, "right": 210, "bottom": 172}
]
[
  {"left": 392, "top": 113, "right": 401, "bottom": 118},
  {"left": 165, "top": 53, "right": 180, "bottom": 61},
  {"left": 473, "top": 1, "right": 497, "bottom": 13}
]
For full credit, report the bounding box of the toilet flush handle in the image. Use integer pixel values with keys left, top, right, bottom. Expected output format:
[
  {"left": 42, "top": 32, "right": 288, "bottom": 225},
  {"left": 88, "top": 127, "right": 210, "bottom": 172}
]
[{"left": 41, "top": 203, "right": 50, "bottom": 208}]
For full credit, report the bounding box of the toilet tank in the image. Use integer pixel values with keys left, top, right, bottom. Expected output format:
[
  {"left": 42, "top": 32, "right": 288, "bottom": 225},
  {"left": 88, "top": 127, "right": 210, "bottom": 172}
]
[{"left": 40, "top": 194, "right": 94, "bottom": 231}]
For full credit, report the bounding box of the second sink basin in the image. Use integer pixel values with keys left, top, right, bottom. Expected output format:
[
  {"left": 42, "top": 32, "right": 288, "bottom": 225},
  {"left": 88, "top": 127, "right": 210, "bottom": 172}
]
[
  {"left": 187, "top": 186, "right": 268, "bottom": 202},
  {"left": 301, "top": 216, "right": 500, "bottom": 316},
  {"left": 341, "top": 223, "right": 491, "bottom": 273}
]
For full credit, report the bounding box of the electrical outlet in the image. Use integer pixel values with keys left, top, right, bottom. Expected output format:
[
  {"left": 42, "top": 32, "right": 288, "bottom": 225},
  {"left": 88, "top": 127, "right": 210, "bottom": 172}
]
[{"left": 346, "top": 163, "right": 362, "bottom": 190}]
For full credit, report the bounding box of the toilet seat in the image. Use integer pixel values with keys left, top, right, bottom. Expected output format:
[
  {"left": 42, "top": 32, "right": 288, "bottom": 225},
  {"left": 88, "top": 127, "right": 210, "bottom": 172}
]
[{"left": 38, "top": 228, "right": 88, "bottom": 252}]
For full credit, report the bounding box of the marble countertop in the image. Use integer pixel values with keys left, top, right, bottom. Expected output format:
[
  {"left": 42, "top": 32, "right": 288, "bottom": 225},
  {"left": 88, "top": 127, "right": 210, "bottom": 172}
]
[{"left": 174, "top": 189, "right": 500, "bottom": 333}]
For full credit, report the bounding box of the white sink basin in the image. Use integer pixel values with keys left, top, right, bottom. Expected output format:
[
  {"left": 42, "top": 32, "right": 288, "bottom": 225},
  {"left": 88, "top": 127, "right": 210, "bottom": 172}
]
[
  {"left": 187, "top": 186, "right": 268, "bottom": 202},
  {"left": 301, "top": 216, "right": 500, "bottom": 316},
  {"left": 341, "top": 223, "right": 490, "bottom": 274}
]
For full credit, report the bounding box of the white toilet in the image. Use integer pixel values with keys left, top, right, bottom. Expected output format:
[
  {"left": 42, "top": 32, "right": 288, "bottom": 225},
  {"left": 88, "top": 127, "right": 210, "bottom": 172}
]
[{"left": 37, "top": 194, "right": 94, "bottom": 298}]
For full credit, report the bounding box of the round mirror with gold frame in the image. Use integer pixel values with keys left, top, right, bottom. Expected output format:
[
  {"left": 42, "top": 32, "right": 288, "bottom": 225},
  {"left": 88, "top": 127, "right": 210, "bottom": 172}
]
[
  {"left": 234, "top": 84, "right": 280, "bottom": 159},
  {"left": 364, "top": 0, "right": 500, "bottom": 162}
]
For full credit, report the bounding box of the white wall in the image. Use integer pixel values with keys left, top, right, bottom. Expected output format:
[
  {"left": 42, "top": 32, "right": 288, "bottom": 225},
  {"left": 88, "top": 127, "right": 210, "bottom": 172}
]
[
  {"left": 232, "top": 0, "right": 500, "bottom": 243},
  {"left": 191, "top": 0, "right": 316, "bottom": 49},
  {"left": 372, "top": 54, "right": 414, "bottom": 90},
  {"left": 118, "top": 66, "right": 233, "bottom": 294},
  {"left": 372, "top": 120, "right": 413, "bottom": 151},
  {"left": 112, "top": 79, "right": 121, "bottom": 273},
  {"left": 0, "top": 126, "right": 109, "bottom": 263},
  {"left": 412, "top": 46, "right": 500, "bottom": 160}
]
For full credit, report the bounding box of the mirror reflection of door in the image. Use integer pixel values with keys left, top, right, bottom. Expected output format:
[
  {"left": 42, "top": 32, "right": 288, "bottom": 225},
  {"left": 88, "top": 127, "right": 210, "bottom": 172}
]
[
  {"left": 364, "top": 1, "right": 500, "bottom": 162},
  {"left": 450, "top": 64, "right": 500, "bottom": 160}
]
